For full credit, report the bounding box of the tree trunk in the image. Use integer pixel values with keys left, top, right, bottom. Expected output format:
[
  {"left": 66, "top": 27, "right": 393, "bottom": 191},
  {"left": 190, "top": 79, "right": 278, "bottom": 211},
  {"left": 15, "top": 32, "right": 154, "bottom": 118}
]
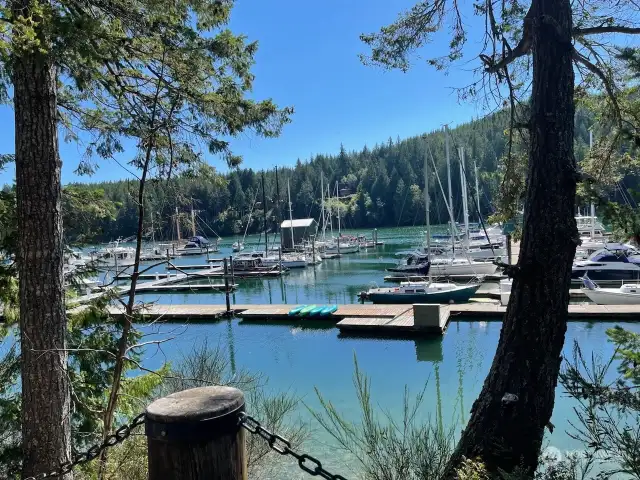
[
  {"left": 12, "top": 0, "right": 72, "bottom": 475},
  {"left": 444, "top": 0, "right": 577, "bottom": 476}
]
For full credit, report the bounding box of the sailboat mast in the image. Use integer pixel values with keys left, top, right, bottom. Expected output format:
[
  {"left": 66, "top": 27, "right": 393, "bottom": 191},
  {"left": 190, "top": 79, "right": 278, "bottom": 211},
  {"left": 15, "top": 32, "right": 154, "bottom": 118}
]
[
  {"left": 190, "top": 204, "right": 197, "bottom": 237},
  {"left": 474, "top": 159, "right": 481, "bottom": 223},
  {"left": 175, "top": 206, "right": 181, "bottom": 242},
  {"left": 459, "top": 147, "right": 470, "bottom": 250},
  {"left": 262, "top": 171, "right": 268, "bottom": 256},
  {"left": 287, "top": 179, "right": 294, "bottom": 250},
  {"left": 444, "top": 126, "right": 455, "bottom": 252},
  {"left": 321, "top": 172, "right": 326, "bottom": 241},
  {"left": 424, "top": 143, "right": 432, "bottom": 283},
  {"left": 328, "top": 184, "right": 333, "bottom": 237},
  {"left": 151, "top": 210, "right": 155, "bottom": 244},
  {"left": 336, "top": 181, "right": 341, "bottom": 235},
  {"left": 275, "top": 166, "right": 281, "bottom": 249},
  {"left": 589, "top": 129, "right": 595, "bottom": 238}
]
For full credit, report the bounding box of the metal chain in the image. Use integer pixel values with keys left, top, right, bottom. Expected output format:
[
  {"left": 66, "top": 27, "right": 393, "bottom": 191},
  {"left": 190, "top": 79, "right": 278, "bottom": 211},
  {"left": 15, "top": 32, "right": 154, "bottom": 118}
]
[
  {"left": 23, "top": 412, "right": 146, "bottom": 480},
  {"left": 238, "top": 412, "right": 349, "bottom": 480}
]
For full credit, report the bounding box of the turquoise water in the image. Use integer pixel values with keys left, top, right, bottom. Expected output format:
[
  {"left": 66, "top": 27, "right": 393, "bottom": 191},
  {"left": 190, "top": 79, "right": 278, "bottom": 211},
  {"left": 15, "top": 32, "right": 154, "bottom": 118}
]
[
  {"left": 120, "top": 227, "right": 639, "bottom": 478},
  {"left": 139, "top": 318, "right": 638, "bottom": 478}
]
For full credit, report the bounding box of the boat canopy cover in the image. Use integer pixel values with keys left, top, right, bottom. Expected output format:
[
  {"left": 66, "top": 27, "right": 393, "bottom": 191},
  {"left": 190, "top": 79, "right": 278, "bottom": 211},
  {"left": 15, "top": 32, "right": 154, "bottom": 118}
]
[{"left": 188, "top": 236, "right": 210, "bottom": 245}]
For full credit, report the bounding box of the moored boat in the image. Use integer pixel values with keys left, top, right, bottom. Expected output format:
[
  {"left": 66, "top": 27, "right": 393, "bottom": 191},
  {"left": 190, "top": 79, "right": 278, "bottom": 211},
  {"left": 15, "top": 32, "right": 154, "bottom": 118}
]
[
  {"left": 388, "top": 253, "right": 431, "bottom": 276},
  {"left": 571, "top": 244, "right": 640, "bottom": 281},
  {"left": 364, "top": 281, "right": 480, "bottom": 304},
  {"left": 580, "top": 277, "right": 640, "bottom": 305}
]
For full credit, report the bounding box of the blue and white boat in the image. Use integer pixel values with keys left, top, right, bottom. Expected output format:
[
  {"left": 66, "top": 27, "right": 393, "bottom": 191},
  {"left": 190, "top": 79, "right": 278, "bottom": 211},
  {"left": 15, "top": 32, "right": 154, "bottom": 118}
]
[
  {"left": 571, "top": 244, "right": 640, "bottom": 281},
  {"left": 364, "top": 142, "right": 481, "bottom": 305},
  {"left": 366, "top": 281, "right": 480, "bottom": 304}
]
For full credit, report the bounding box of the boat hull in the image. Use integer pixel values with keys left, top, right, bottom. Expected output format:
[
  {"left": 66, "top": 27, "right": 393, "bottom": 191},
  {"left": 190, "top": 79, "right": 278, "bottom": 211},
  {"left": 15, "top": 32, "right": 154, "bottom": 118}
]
[
  {"left": 368, "top": 284, "right": 480, "bottom": 304},
  {"left": 325, "top": 245, "right": 360, "bottom": 254},
  {"left": 430, "top": 261, "right": 497, "bottom": 276},
  {"left": 571, "top": 268, "right": 640, "bottom": 281},
  {"left": 581, "top": 287, "right": 640, "bottom": 305}
]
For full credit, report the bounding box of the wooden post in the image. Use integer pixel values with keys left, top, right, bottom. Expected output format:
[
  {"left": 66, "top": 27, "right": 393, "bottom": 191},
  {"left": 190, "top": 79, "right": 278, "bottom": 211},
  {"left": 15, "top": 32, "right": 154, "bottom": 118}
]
[
  {"left": 223, "top": 258, "right": 231, "bottom": 313},
  {"left": 311, "top": 235, "right": 316, "bottom": 267},
  {"left": 145, "top": 386, "right": 246, "bottom": 480},
  {"left": 206, "top": 245, "right": 210, "bottom": 262},
  {"left": 506, "top": 234, "right": 512, "bottom": 265},
  {"left": 229, "top": 255, "right": 235, "bottom": 289}
]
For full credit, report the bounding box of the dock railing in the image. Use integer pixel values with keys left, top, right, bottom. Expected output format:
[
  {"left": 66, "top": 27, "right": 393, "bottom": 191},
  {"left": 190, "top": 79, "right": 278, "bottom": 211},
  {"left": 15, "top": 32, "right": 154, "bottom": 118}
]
[{"left": 25, "top": 386, "right": 348, "bottom": 480}]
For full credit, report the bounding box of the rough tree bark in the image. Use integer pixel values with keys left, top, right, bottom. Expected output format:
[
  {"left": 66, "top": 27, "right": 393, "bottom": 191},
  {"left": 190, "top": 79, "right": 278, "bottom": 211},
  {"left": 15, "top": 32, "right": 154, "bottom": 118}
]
[
  {"left": 445, "top": 0, "right": 577, "bottom": 476},
  {"left": 12, "top": 0, "right": 72, "bottom": 476}
]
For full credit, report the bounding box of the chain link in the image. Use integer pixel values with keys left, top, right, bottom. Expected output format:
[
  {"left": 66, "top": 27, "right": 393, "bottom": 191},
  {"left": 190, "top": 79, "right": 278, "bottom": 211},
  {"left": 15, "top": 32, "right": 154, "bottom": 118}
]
[
  {"left": 23, "top": 412, "right": 146, "bottom": 480},
  {"left": 238, "top": 412, "right": 349, "bottom": 480}
]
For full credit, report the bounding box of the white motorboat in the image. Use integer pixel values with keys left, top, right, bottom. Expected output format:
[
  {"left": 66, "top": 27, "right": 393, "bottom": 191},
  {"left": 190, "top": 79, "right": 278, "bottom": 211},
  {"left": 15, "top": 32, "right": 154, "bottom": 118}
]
[
  {"left": 91, "top": 242, "right": 136, "bottom": 268},
  {"left": 575, "top": 214, "right": 606, "bottom": 239},
  {"left": 324, "top": 240, "right": 360, "bottom": 254},
  {"left": 580, "top": 277, "right": 640, "bottom": 305},
  {"left": 232, "top": 241, "right": 245, "bottom": 252},
  {"left": 571, "top": 243, "right": 640, "bottom": 281},
  {"left": 262, "top": 254, "right": 307, "bottom": 269},
  {"left": 430, "top": 257, "right": 498, "bottom": 276}
]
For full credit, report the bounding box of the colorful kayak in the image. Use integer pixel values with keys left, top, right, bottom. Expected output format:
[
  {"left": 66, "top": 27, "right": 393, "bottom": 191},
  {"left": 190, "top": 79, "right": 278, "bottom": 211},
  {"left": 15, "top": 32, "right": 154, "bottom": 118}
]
[
  {"left": 299, "top": 305, "right": 317, "bottom": 316},
  {"left": 309, "top": 306, "right": 325, "bottom": 316},
  {"left": 320, "top": 305, "right": 338, "bottom": 316},
  {"left": 288, "top": 305, "right": 306, "bottom": 316}
]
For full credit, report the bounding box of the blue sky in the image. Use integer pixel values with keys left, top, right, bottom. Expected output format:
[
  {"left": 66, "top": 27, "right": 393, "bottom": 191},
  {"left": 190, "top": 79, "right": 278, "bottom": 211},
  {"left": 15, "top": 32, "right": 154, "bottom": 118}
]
[{"left": 0, "top": 0, "right": 488, "bottom": 186}]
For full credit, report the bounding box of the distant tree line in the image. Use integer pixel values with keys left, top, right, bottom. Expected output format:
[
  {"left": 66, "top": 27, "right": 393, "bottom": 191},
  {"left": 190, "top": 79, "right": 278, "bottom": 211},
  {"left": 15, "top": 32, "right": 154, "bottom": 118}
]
[{"left": 64, "top": 107, "right": 609, "bottom": 242}]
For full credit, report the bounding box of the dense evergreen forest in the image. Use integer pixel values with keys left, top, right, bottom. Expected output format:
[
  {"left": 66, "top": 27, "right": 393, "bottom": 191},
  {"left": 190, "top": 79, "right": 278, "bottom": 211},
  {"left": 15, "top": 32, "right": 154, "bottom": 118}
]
[{"left": 68, "top": 108, "right": 598, "bottom": 242}]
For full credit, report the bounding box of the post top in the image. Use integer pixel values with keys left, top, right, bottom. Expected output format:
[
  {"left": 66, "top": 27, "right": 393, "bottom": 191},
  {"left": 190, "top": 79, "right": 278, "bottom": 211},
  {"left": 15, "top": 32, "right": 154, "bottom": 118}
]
[{"left": 146, "top": 386, "right": 244, "bottom": 423}]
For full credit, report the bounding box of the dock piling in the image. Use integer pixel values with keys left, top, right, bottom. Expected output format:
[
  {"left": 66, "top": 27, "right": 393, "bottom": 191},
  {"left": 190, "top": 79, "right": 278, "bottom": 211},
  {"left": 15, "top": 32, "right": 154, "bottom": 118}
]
[
  {"left": 223, "top": 258, "right": 231, "bottom": 313},
  {"left": 145, "top": 386, "right": 246, "bottom": 480}
]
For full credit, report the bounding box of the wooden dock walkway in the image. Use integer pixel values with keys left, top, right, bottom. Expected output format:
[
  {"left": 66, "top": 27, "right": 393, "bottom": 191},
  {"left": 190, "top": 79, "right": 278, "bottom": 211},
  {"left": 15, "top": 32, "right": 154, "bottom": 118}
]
[{"left": 101, "top": 302, "right": 640, "bottom": 337}]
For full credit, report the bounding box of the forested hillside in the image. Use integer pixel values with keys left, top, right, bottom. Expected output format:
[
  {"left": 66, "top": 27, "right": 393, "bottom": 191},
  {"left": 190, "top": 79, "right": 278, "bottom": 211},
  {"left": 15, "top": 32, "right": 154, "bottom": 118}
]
[{"left": 68, "top": 108, "right": 597, "bottom": 241}]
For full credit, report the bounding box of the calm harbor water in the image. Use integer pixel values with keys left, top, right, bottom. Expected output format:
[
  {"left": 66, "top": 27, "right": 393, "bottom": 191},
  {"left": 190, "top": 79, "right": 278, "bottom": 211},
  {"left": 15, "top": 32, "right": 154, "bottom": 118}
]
[{"left": 122, "top": 227, "right": 638, "bottom": 478}]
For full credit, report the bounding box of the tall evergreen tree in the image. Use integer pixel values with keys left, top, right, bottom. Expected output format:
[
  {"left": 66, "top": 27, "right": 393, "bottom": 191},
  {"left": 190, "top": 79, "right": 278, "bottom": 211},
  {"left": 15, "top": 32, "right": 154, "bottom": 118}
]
[
  {"left": 360, "top": 0, "right": 640, "bottom": 475},
  {"left": 0, "top": 0, "right": 290, "bottom": 476}
]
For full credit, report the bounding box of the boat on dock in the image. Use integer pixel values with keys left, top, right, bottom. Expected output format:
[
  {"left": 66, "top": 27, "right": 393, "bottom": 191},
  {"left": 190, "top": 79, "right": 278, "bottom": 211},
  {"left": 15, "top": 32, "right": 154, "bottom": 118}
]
[
  {"left": 362, "top": 281, "right": 481, "bottom": 304},
  {"left": 232, "top": 256, "right": 286, "bottom": 275},
  {"left": 91, "top": 241, "right": 136, "bottom": 268},
  {"left": 580, "top": 276, "right": 640, "bottom": 305},
  {"left": 324, "top": 239, "right": 360, "bottom": 254},
  {"left": 176, "top": 236, "right": 217, "bottom": 256},
  {"left": 387, "top": 253, "right": 431, "bottom": 276},
  {"left": 363, "top": 141, "right": 482, "bottom": 305},
  {"left": 571, "top": 244, "right": 640, "bottom": 282}
]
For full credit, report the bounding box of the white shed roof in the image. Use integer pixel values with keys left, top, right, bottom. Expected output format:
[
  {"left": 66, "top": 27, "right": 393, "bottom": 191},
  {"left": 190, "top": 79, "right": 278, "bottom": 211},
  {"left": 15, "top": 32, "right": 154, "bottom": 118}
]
[{"left": 281, "top": 219, "right": 315, "bottom": 228}]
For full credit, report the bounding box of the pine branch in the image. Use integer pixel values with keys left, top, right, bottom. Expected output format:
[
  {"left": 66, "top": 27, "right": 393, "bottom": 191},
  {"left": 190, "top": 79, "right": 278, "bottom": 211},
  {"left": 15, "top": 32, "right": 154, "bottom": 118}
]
[{"left": 574, "top": 26, "right": 640, "bottom": 36}]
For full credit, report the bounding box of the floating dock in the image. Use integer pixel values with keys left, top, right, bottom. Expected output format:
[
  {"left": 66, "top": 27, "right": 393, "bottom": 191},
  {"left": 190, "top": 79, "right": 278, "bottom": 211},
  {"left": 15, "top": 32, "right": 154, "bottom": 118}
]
[{"left": 103, "top": 302, "right": 640, "bottom": 336}]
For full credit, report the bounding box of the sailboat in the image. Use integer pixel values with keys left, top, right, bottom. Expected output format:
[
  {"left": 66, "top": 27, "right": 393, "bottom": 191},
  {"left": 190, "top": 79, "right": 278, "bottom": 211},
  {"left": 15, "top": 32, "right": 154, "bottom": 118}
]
[
  {"left": 233, "top": 191, "right": 260, "bottom": 253},
  {"left": 422, "top": 133, "right": 497, "bottom": 277},
  {"left": 324, "top": 181, "right": 359, "bottom": 254},
  {"left": 364, "top": 144, "right": 481, "bottom": 304}
]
